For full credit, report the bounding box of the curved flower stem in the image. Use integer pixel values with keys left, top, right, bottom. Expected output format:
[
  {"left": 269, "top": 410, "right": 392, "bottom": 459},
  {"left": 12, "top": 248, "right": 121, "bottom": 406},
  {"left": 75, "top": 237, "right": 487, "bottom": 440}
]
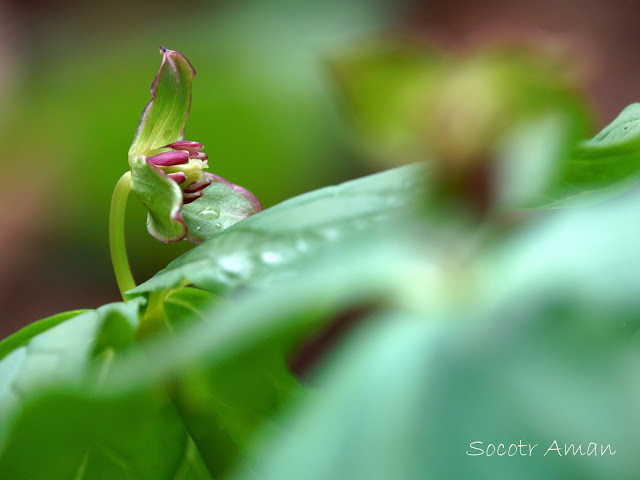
[{"left": 109, "top": 171, "right": 136, "bottom": 299}]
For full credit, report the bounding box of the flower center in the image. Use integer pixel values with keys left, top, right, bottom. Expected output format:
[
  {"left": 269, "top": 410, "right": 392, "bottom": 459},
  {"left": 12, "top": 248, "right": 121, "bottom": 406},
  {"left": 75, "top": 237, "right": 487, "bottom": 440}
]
[{"left": 147, "top": 141, "right": 212, "bottom": 203}]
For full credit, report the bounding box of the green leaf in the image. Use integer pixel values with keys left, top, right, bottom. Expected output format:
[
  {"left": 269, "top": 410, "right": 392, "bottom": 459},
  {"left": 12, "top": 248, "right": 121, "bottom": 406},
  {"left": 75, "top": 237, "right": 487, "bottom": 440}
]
[
  {"left": 495, "top": 114, "right": 581, "bottom": 209},
  {"left": 118, "top": 171, "right": 640, "bottom": 480},
  {"left": 0, "top": 300, "right": 143, "bottom": 420},
  {"left": 528, "top": 104, "right": 640, "bottom": 208},
  {"left": 129, "top": 163, "right": 427, "bottom": 295},
  {"left": 170, "top": 345, "right": 302, "bottom": 478},
  {"left": 172, "top": 438, "right": 213, "bottom": 480},
  {"left": 586, "top": 103, "right": 640, "bottom": 146},
  {"left": 0, "top": 309, "right": 89, "bottom": 361},
  {"left": 105, "top": 234, "right": 423, "bottom": 398},
  {"left": 129, "top": 47, "right": 196, "bottom": 159},
  {"left": 131, "top": 155, "right": 186, "bottom": 242},
  {"left": 0, "top": 388, "right": 192, "bottom": 480},
  {"left": 104, "top": 239, "right": 421, "bottom": 473},
  {"left": 183, "top": 174, "right": 263, "bottom": 244},
  {"left": 164, "top": 287, "right": 218, "bottom": 330},
  {"left": 230, "top": 314, "right": 435, "bottom": 480},
  {"left": 0, "top": 297, "right": 216, "bottom": 479},
  {"left": 163, "top": 286, "right": 303, "bottom": 477}
]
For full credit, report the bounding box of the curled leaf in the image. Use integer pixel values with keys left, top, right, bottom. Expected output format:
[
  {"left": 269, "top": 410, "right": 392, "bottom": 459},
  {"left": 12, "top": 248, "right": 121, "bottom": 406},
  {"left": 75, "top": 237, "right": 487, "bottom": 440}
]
[{"left": 130, "top": 155, "right": 186, "bottom": 242}]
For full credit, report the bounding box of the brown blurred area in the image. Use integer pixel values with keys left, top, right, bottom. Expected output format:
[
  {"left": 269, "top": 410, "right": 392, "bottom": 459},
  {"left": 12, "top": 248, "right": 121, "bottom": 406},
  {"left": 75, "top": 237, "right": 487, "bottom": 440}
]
[{"left": 1, "top": 0, "right": 639, "bottom": 337}]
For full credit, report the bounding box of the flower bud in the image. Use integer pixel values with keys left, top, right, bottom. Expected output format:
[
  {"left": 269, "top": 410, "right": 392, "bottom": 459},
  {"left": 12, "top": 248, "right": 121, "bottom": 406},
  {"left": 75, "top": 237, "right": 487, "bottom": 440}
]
[{"left": 128, "top": 47, "right": 261, "bottom": 243}]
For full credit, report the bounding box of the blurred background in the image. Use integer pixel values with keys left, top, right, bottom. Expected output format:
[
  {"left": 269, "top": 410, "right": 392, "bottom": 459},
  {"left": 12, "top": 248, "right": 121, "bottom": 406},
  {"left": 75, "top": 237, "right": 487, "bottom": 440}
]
[{"left": 0, "top": 0, "right": 638, "bottom": 336}]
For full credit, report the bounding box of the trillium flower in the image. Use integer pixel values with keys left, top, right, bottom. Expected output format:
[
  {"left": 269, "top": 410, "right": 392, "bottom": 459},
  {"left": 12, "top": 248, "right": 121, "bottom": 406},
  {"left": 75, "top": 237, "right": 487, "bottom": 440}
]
[{"left": 128, "top": 47, "right": 261, "bottom": 243}]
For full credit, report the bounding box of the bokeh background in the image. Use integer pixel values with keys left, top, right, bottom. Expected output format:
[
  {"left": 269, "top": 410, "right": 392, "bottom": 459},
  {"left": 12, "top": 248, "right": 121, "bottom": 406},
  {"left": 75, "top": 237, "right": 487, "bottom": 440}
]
[{"left": 0, "top": 0, "right": 638, "bottom": 336}]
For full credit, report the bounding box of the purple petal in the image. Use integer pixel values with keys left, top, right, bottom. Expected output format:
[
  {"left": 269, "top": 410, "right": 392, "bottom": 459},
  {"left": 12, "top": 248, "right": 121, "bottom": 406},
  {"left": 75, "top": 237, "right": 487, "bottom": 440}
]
[
  {"left": 167, "top": 140, "right": 204, "bottom": 151},
  {"left": 148, "top": 150, "right": 190, "bottom": 166}
]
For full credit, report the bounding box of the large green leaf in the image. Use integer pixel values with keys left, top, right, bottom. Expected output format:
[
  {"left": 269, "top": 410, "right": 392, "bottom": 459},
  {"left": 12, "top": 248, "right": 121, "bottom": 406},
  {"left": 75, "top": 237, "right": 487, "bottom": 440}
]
[
  {"left": 230, "top": 307, "right": 640, "bottom": 480},
  {"left": 115, "top": 172, "right": 640, "bottom": 480},
  {"left": 130, "top": 163, "right": 427, "bottom": 295},
  {"left": 84, "top": 242, "right": 410, "bottom": 476},
  {"left": 102, "top": 232, "right": 434, "bottom": 412},
  {"left": 230, "top": 183, "right": 640, "bottom": 478}
]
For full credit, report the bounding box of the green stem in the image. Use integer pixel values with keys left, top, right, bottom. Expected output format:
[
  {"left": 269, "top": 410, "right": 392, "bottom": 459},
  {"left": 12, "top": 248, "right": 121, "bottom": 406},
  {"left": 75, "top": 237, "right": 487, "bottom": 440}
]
[{"left": 109, "top": 171, "right": 136, "bottom": 299}]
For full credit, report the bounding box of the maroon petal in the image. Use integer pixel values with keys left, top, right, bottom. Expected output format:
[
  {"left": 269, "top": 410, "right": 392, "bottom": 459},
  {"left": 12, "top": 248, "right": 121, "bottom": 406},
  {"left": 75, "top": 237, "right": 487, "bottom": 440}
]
[
  {"left": 183, "top": 191, "right": 204, "bottom": 204},
  {"left": 184, "top": 177, "right": 213, "bottom": 193},
  {"left": 167, "top": 172, "right": 187, "bottom": 184},
  {"left": 188, "top": 152, "right": 208, "bottom": 161}
]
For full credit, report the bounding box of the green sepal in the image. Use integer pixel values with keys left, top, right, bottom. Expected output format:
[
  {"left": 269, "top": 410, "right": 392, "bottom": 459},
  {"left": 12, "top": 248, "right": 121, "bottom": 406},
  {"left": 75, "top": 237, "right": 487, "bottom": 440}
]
[
  {"left": 184, "top": 174, "right": 263, "bottom": 244},
  {"left": 128, "top": 47, "right": 196, "bottom": 160},
  {"left": 130, "top": 155, "right": 187, "bottom": 242}
]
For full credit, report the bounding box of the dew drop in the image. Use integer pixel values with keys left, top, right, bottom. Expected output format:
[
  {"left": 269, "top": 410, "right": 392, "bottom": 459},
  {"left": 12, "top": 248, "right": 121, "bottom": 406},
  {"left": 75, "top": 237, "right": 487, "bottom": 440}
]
[
  {"left": 260, "top": 251, "right": 282, "bottom": 265},
  {"left": 386, "top": 196, "right": 404, "bottom": 207},
  {"left": 321, "top": 228, "right": 340, "bottom": 241},
  {"left": 218, "top": 255, "right": 250, "bottom": 277},
  {"left": 198, "top": 208, "right": 219, "bottom": 220},
  {"left": 296, "top": 238, "right": 310, "bottom": 253}
]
